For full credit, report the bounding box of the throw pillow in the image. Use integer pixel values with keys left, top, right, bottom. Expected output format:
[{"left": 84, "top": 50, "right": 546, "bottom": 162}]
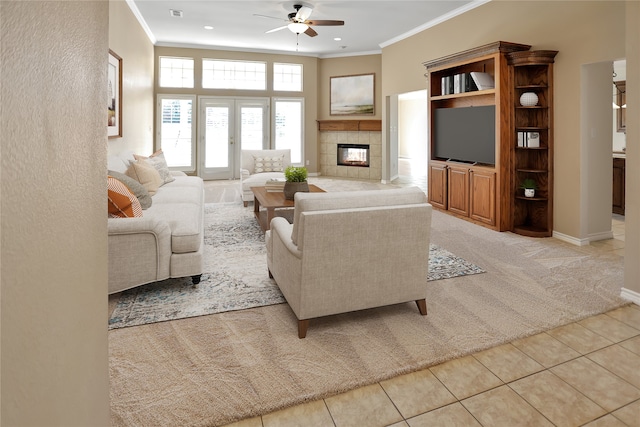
[
  {"left": 108, "top": 176, "right": 143, "bottom": 218},
  {"left": 253, "top": 155, "right": 284, "bottom": 173},
  {"left": 107, "top": 170, "right": 152, "bottom": 209},
  {"left": 134, "top": 149, "right": 175, "bottom": 185},
  {"left": 125, "top": 159, "right": 162, "bottom": 196}
]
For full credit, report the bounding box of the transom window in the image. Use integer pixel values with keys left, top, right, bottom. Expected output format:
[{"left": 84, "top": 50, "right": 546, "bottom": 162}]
[
  {"left": 202, "top": 59, "right": 266, "bottom": 90},
  {"left": 273, "top": 63, "right": 302, "bottom": 91},
  {"left": 159, "top": 57, "right": 194, "bottom": 88}
]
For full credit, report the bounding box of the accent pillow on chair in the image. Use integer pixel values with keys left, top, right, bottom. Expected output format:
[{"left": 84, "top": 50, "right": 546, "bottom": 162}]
[
  {"left": 253, "top": 155, "right": 285, "bottom": 173},
  {"left": 108, "top": 176, "right": 143, "bottom": 218}
]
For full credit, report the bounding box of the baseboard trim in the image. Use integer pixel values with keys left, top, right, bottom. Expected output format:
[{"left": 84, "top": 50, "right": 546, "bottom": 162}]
[
  {"left": 552, "top": 231, "right": 590, "bottom": 246},
  {"left": 621, "top": 288, "right": 640, "bottom": 306},
  {"left": 552, "top": 230, "right": 616, "bottom": 246}
]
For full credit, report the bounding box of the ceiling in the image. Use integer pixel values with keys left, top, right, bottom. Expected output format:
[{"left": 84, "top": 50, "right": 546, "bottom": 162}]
[{"left": 130, "top": 0, "right": 485, "bottom": 57}]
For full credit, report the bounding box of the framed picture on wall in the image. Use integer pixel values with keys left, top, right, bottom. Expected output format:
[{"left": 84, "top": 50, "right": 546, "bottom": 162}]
[
  {"left": 330, "top": 73, "right": 374, "bottom": 115},
  {"left": 108, "top": 49, "right": 122, "bottom": 138}
]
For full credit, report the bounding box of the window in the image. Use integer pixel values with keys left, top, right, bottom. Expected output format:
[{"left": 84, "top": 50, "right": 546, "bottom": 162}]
[
  {"left": 202, "top": 59, "right": 266, "bottom": 90},
  {"left": 273, "top": 98, "right": 304, "bottom": 165},
  {"left": 159, "top": 57, "right": 194, "bottom": 88},
  {"left": 274, "top": 63, "right": 302, "bottom": 91},
  {"left": 156, "top": 95, "right": 196, "bottom": 171}
]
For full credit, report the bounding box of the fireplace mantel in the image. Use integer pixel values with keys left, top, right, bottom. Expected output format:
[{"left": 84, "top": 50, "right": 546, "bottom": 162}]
[{"left": 317, "top": 120, "right": 381, "bottom": 132}]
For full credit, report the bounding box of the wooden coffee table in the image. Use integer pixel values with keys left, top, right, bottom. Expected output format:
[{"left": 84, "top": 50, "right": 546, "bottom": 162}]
[{"left": 251, "top": 185, "right": 325, "bottom": 232}]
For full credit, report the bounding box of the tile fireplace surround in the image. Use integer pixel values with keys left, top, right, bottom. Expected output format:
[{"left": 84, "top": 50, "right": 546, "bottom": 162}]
[{"left": 318, "top": 120, "right": 382, "bottom": 180}]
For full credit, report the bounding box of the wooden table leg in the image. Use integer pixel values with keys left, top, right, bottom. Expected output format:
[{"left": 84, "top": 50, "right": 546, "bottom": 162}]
[{"left": 266, "top": 207, "right": 275, "bottom": 230}]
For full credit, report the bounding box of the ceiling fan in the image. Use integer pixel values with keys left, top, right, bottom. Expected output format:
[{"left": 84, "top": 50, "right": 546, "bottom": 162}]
[{"left": 256, "top": 4, "right": 344, "bottom": 37}]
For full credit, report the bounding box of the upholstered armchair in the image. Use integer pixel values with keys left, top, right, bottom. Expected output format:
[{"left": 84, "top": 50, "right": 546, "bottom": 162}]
[
  {"left": 240, "top": 149, "right": 291, "bottom": 206},
  {"left": 265, "top": 187, "right": 432, "bottom": 338}
]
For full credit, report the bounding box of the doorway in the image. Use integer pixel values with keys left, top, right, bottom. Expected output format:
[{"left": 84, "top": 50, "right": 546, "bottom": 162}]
[{"left": 198, "top": 97, "right": 269, "bottom": 180}]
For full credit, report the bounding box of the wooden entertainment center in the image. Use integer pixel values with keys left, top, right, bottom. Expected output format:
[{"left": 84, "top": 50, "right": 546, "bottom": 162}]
[{"left": 423, "top": 41, "right": 557, "bottom": 237}]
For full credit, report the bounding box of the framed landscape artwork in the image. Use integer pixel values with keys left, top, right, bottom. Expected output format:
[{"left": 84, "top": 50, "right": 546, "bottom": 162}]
[
  {"left": 330, "top": 73, "right": 374, "bottom": 115},
  {"left": 108, "top": 49, "right": 122, "bottom": 138}
]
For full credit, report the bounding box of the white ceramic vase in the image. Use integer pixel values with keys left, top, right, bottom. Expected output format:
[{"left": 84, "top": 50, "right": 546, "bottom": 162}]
[{"left": 520, "top": 92, "right": 539, "bottom": 107}]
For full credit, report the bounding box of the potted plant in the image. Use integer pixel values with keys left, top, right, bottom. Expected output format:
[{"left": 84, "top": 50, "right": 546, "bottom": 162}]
[
  {"left": 283, "top": 166, "right": 309, "bottom": 200},
  {"left": 520, "top": 178, "right": 537, "bottom": 198}
]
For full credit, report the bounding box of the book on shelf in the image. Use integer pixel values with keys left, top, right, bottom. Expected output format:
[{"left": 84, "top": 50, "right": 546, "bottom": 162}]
[
  {"left": 441, "top": 73, "right": 478, "bottom": 95},
  {"left": 470, "top": 72, "right": 494, "bottom": 90}
]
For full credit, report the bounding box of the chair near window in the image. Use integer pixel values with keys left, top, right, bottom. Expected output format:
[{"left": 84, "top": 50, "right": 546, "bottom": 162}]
[{"left": 240, "top": 149, "right": 292, "bottom": 206}]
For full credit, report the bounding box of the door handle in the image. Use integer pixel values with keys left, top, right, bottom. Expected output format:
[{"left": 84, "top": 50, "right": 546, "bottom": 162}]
[{"left": 230, "top": 136, "right": 234, "bottom": 145}]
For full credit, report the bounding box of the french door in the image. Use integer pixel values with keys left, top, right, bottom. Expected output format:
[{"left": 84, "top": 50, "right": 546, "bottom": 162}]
[{"left": 198, "top": 97, "right": 269, "bottom": 180}]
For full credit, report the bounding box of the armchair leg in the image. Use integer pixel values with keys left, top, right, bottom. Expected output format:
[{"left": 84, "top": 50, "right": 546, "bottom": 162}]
[
  {"left": 298, "top": 319, "right": 309, "bottom": 339},
  {"left": 192, "top": 274, "right": 202, "bottom": 285},
  {"left": 416, "top": 299, "right": 427, "bottom": 315},
  {"left": 243, "top": 201, "right": 248, "bottom": 207},
  {"left": 268, "top": 269, "right": 273, "bottom": 279}
]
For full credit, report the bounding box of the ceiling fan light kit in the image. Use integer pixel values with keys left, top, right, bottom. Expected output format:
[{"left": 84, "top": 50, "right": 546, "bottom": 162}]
[{"left": 288, "top": 22, "right": 309, "bottom": 34}]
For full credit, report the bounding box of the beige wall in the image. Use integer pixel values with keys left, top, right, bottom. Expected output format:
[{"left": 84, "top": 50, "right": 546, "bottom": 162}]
[
  {"left": 317, "top": 54, "right": 383, "bottom": 120},
  {"left": 154, "top": 47, "right": 320, "bottom": 172},
  {"left": 382, "top": 1, "right": 626, "bottom": 241},
  {"left": 623, "top": 0, "right": 639, "bottom": 298},
  {"left": 108, "top": 0, "right": 155, "bottom": 156},
  {"left": 1, "top": 1, "right": 110, "bottom": 425}
]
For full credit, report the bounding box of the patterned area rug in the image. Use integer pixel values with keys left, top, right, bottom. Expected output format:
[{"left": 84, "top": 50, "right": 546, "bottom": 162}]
[{"left": 108, "top": 202, "right": 484, "bottom": 329}]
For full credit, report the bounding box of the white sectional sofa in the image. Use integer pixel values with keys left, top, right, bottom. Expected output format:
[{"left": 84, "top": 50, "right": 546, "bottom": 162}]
[{"left": 107, "top": 152, "right": 204, "bottom": 294}]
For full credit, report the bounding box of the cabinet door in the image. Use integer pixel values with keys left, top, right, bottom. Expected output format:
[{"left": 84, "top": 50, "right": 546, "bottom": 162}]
[
  {"left": 447, "top": 166, "right": 469, "bottom": 217},
  {"left": 428, "top": 163, "right": 448, "bottom": 209},
  {"left": 470, "top": 169, "right": 496, "bottom": 225}
]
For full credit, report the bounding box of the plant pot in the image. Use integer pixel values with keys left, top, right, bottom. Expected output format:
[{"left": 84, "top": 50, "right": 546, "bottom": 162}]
[
  {"left": 524, "top": 188, "right": 535, "bottom": 198},
  {"left": 283, "top": 181, "right": 309, "bottom": 200}
]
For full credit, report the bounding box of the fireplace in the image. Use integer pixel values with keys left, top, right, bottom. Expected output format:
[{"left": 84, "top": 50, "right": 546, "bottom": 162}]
[{"left": 337, "top": 144, "right": 370, "bottom": 167}]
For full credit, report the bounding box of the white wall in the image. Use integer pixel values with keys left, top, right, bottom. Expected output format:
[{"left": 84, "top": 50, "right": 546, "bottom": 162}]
[{"left": 1, "top": 1, "right": 110, "bottom": 425}]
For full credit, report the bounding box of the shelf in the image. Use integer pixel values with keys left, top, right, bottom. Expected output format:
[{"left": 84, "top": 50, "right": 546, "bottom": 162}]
[
  {"left": 516, "top": 146, "right": 548, "bottom": 151},
  {"left": 517, "top": 169, "right": 547, "bottom": 173},
  {"left": 516, "top": 84, "right": 548, "bottom": 89},
  {"left": 430, "top": 88, "right": 495, "bottom": 101},
  {"left": 515, "top": 195, "right": 548, "bottom": 201},
  {"left": 516, "top": 126, "right": 548, "bottom": 131},
  {"left": 516, "top": 106, "right": 547, "bottom": 109},
  {"left": 512, "top": 224, "right": 551, "bottom": 238}
]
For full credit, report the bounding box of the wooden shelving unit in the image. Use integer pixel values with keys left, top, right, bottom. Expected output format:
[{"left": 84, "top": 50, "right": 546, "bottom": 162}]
[
  {"left": 424, "top": 42, "right": 557, "bottom": 237},
  {"left": 508, "top": 50, "right": 558, "bottom": 237},
  {"left": 423, "top": 41, "right": 531, "bottom": 232}
]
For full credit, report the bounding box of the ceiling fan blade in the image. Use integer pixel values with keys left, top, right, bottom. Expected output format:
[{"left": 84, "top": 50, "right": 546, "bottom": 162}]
[
  {"left": 253, "top": 13, "right": 287, "bottom": 22},
  {"left": 295, "top": 6, "right": 313, "bottom": 22},
  {"left": 266, "top": 25, "right": 288, "bottom": 34},
  {"left": 304, "top": 27, "right": 318, "bottom": 37},
  {"left": 305, "top": 19, "right": 344, "bottom": 26}
]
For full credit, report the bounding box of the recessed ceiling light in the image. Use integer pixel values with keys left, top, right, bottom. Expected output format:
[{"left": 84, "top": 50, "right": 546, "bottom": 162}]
[
  {"left": 204, "top": 25, "right": 214, "bottom": 30},
  {"left": 334, "top": 37, "right": 342, "bottom": 41}
]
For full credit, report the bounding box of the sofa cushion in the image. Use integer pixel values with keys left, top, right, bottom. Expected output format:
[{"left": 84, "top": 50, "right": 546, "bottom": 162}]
[
  {"left": 126, "top": 159, "right": 162, "bottom": 196},
  {"left": 108, "top": 176, "right": 143, "bottom": 218},
  {"left": 253, "top": 154, "right": 284, "bottom": 173},
  {"left": 108, "top": 169, "right": 152, "bottom": 209},
  {"left": 134, "top": 150, "right": 175, "bottom": 186}
]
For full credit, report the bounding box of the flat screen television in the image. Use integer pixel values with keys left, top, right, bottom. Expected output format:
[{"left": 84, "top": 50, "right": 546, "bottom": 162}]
[{"left": 433, "top": 105, "right": 495, "bottom": 165}]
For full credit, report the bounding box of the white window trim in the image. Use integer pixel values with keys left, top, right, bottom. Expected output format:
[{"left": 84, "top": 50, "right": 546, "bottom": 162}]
[{"left": 156, "top": 94, "right": 197, "bottom": 173}]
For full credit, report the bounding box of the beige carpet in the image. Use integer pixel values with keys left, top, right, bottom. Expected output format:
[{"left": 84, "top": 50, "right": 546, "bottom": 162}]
[{"left": 109, "top": 204, "right": 627, "bottom": 426}]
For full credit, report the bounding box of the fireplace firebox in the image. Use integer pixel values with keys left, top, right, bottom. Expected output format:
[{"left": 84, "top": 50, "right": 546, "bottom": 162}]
[{"left": 337, "top": 144, "right": 370, "bottom": 167}]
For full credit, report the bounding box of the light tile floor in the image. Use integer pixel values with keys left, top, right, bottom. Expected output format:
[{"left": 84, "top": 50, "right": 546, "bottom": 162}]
[
  {"left": 208, "top": 165, "right": 636, "bottom": 427},
  {"left": 225, "top": 304, "right": 640, "bottom": 427}
]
